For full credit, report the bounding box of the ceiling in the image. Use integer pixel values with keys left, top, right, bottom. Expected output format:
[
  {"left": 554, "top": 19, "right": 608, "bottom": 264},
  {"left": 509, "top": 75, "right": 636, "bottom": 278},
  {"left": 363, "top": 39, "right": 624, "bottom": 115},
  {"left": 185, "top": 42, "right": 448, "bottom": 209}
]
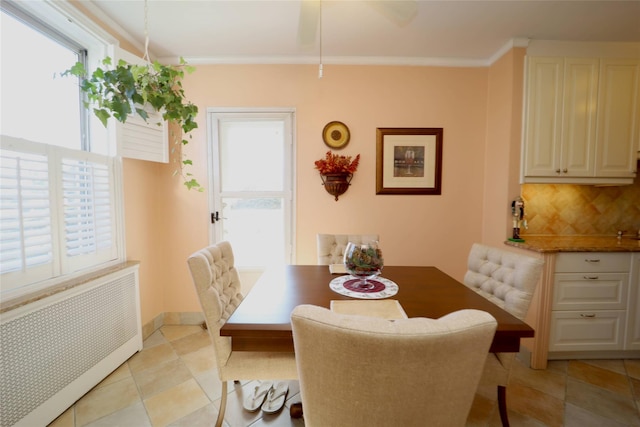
[{"left": 81, "top": 0, "right": 640, "bottom": 66}]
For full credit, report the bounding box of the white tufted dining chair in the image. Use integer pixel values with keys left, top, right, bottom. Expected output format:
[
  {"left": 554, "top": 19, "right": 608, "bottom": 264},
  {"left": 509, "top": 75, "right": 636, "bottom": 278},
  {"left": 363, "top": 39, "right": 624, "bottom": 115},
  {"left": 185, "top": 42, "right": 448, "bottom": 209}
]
[
  {"left": 463, "top": 243, "right": 544, "bottom": 427},
  {"left": 187, "top": 242, "right": 298, "bottom": 427},
  {"left": 291, "top": 305, "right": 497, "bottom": 427},
  {"left": 316, "top": 234, "right": 379, "bottom": 265}
]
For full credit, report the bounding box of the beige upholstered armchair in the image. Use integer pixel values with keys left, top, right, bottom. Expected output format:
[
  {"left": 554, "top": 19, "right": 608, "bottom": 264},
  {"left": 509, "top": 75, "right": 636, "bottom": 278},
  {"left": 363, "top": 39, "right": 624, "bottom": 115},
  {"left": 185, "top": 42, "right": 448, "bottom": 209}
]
[
  {"left": 463, "top": 243, "right": 544, "bottom": 427},
  {"left": 187, "top": 242, "right": 298, "bottom": 427},
  {"left": 316, "top": 233, "right": 379, "bottom": 265},
  {"left": 291, "top": 305, "right": 497, "bottom": 427}
]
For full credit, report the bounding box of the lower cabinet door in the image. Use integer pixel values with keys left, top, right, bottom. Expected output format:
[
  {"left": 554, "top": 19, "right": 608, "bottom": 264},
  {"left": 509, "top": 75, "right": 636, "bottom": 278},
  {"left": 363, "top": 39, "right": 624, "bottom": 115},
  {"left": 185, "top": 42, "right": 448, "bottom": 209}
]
[{"left": 549, "top": 310, "right": 625, "bottom": 352}]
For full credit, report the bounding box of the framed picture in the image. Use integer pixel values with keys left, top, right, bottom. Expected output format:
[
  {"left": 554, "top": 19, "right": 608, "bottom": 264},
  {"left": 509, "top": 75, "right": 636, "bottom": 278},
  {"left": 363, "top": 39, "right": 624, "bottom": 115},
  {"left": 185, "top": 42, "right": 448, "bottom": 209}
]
[{"left": 376, "top": 127, "right": 443, "bottom": 195}]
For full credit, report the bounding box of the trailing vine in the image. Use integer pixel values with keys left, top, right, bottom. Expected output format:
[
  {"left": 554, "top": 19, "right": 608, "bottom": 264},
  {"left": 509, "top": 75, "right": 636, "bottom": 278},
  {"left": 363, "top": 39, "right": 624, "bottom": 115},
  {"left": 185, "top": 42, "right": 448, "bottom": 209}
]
[{"left": 62, "top": 57, "right": 202, "bottom": 191}]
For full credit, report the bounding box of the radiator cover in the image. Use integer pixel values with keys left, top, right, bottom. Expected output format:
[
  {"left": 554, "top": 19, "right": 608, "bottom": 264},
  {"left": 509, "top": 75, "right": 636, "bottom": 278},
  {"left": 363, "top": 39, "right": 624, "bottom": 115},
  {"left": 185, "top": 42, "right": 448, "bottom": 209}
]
[{"left": 0, "top": 265, "right": 142, "bottom": 426}]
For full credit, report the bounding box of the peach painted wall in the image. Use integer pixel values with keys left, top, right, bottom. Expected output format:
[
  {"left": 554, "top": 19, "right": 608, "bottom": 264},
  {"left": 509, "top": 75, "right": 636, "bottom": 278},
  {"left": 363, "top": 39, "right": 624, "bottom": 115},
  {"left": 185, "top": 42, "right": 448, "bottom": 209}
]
[
  {"left": 67, "top": 2, "right": 526, "bottom": 327},
  {"left": 145, "top": 63, "right": 503, "bottom": 319},
  {"left": 482, "top": 48, "right": 527, "bottom": 248},
  {"left": 121, "top": 159, "right": 166, "bottom": 323}
]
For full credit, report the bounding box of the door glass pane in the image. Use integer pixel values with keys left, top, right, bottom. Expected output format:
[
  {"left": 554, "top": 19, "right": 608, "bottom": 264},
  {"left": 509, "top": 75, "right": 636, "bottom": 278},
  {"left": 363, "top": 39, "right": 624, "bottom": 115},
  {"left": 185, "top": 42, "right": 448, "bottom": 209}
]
[
  {"left": 219, "top": 120, "right": 284, "bottom": 191},
  {"left": 221, "top": 198, "right": 284, "bottom": 268}
]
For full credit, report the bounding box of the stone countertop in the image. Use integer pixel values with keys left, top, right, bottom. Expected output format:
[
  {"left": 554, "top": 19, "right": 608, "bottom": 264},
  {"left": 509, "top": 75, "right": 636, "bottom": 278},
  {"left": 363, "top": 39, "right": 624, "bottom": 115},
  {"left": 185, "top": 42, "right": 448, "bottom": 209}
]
[{"left": 504, "top": 235, "right": 640, "bottom": 253}]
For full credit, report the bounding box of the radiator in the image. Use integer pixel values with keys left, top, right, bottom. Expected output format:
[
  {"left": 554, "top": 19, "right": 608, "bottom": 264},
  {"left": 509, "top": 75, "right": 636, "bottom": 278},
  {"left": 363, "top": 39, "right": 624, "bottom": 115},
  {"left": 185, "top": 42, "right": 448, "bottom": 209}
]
[{"left": 0, "top": 265, "right": 142, "bottom": 427}]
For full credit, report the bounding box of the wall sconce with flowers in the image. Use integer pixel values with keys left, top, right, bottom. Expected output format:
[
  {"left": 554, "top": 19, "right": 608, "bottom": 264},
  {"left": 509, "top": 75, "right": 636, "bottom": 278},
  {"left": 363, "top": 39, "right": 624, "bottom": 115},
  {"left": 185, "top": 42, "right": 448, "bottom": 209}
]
[{"left": 314, "top": 151, "right": 360, "bottom": 201}]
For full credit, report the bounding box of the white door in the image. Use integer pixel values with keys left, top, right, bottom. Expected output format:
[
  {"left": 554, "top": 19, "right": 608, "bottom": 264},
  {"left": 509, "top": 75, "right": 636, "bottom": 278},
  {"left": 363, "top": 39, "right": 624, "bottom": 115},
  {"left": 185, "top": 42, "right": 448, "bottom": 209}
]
[{"left": 208, "top": 109, "right": 295, "bottom": 269}]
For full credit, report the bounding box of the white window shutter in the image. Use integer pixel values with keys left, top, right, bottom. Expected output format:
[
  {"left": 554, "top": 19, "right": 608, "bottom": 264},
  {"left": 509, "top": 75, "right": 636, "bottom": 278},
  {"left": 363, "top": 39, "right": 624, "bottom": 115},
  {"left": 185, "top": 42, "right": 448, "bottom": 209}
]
[
  {"left": 0, "top": 140, "right": 55, "bottom": 286},
  {"left": 115, "top": 47, "right": 169, "bottom": 163},
  {"left": 1, "top": 136, "right": 118, "bottom": 293},
  {"left": 59, "top": 150, "right": 118, "bottom": 273}
]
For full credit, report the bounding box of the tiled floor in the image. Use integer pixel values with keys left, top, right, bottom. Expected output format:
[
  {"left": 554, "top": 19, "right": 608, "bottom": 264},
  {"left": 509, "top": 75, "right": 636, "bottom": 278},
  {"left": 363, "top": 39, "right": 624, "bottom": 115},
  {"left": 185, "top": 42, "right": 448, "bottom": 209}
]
[{"left": 49, "top": 325, "right": 640, "bottom": 427}]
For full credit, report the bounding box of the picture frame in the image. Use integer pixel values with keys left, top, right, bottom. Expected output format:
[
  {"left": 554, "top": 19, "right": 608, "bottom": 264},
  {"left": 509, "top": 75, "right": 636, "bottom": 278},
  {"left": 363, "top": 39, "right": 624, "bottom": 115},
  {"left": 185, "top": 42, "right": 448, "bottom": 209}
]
[{"left": 376, "top": 127, "right": 443, "bottom": 195}]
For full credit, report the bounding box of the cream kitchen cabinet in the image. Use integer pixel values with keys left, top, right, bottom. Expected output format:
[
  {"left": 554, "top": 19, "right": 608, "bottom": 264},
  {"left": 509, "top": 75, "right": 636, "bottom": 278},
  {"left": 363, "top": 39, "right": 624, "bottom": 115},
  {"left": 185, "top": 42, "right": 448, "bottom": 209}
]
[
  {"left": 625, "top": 253, "right": 640, "bottom": 350},
  {"left": 548, "top": 252, "right": 632, "bottom": 354},
  {"left": 522, "top": 56, "right": 639, "bottom": 184},
  {"left": 595, "top": 59, "right": 640, "bottom": 178}
]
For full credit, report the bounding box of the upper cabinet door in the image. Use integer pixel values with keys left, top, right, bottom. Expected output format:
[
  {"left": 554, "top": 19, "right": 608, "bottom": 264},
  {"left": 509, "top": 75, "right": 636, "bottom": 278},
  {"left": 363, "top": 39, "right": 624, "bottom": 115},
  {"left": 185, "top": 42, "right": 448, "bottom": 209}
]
[
  {"left": 595, "top": 59, "right": 640, "bottom": 178},
  {"left": 522, "top": 55, "right": 638, "bottom": 184},
  {"left": 524, "top": 57, "right": 564, "bottom": 177},
  {"left": 561, "top": 58, "right": 599, "bottom": 177}
]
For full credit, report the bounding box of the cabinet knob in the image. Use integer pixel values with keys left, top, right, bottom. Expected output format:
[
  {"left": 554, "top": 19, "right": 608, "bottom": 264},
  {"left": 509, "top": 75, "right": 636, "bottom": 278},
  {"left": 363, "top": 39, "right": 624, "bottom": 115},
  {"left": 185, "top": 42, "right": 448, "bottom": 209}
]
[
  {"left": 555, "top": 169, "right": 561, "bottom": 174},
  {"left": 583, "top": 275, "right": 599, "bottom": 280},
  {"left": 584, "top": 259, "right": 601, "bottom": 263},
  {"left": 580, "top": 313, "right": 596, "bottom": 318},
  {"left": 562, "top": 168, "right": 568, "bottom": 173}
]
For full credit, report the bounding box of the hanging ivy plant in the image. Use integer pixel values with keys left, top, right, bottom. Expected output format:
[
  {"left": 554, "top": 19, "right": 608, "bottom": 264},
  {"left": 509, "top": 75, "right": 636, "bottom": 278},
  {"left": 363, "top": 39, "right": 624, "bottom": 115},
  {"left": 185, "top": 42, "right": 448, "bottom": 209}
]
[{"left": 62, "top": 57, "right": 202, "bottom": 191}]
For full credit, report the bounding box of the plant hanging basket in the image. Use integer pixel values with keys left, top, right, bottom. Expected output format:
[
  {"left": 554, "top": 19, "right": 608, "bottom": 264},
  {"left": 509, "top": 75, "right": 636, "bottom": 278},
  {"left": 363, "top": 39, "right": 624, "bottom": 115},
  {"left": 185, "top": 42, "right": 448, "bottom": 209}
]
[{"left": 320, "top": 172, "right": 353, "bottom": 201}]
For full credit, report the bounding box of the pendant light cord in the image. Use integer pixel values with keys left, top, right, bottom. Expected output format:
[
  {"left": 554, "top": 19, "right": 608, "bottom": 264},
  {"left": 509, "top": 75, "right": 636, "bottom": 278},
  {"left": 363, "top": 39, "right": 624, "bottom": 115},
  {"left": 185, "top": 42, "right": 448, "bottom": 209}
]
[
  {"left": 143, "top": 0, "right": 150, "bottom": 62},
  {"left": 318, "top": 0, "right": 323, "bottom": 78}
]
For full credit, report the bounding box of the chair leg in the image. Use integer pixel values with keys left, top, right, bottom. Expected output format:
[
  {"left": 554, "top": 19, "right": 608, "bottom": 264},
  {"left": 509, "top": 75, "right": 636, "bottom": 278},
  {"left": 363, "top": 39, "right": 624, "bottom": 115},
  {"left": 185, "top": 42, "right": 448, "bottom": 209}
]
[
  {"left": 497, "top": 385, "right": 509, "bottom": 427},
  {"left": 215, "top": 381, "right": 228, "bottom": 427}
]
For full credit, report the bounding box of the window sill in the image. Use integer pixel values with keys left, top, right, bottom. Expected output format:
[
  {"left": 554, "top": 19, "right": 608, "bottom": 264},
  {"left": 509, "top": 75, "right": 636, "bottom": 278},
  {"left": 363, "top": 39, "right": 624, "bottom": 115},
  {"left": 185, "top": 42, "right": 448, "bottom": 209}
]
[{"left": 1, "top": 261, "right": 140, "bottom": 314}]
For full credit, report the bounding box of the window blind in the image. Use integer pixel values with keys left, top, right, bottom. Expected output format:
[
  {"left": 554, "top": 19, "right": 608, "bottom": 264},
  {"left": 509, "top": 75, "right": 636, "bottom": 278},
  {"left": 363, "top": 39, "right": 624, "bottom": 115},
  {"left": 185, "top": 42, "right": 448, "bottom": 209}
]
[
  {"left": 1, "top": 136, "right": 118, "bottom": 293},
  {"left": 0, "top": 143, "right": 54, "bottom": 285}
]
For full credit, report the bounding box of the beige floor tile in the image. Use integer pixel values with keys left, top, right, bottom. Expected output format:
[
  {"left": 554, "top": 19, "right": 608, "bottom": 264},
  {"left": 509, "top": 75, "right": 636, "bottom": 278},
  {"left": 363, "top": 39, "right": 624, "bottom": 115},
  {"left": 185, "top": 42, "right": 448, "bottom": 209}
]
[
  {"left": 566, "top": 377, "right": 640, "bottom": 426},
  {"left": 133, "top": 358, "right": 195, "bottom": 398},
  {"left": 181, "top": 345, "right": 217, "bottom": 376},
  {"left": 144, "top": 378, "right": 210, "bottom": 427},
  {"left": 490, "top": 409, "right": 548, "bottom": 427},
  {"left": 545, "top": 359, "right": 568, "bottom": 375},
  {"left": 582, "top": 359, "right": 628, "bottom": 375},
  {"left": 75, "top": 376, "right": 140, "bottom": 426},
  {"left": 170, "top": 329, "right": 212, "bottom": 356},
  {"left": 506, "top": 382, "right": 564, "bottom": 427},
  {"left": 510, "top": 358, "right": 566, "bottom": 400},
  {"left": 166, "top": 403, "right": 220, "bottom": 427},
  {"left": 48, "top": 407, "right": 74, "bottom": 427},
  {"left": 568, "top": 360, "right": 633, "bottom": 397},
  {"left": 466, "top": 393, "right": 496, "bottom": 427},
  {"left": 128, "top": 342, "right": 178, "bottom": 374},
  {"left": 194, "top": 370, "right": 225, "bottom": 402},
  {"left": 143, "top": 330, "right": 168, "bottom": 349},
  {"left": 626, "top": 359, "right": 640, "bottom": 380},
  {"left": 95, "top": 362, "right": 132, "bottom": 389},
  {"left": 564, "top": 402, "right": 629, "bottom": 427},
  {"left": 160, "top": 325, "right": 203, "bottom": 342},
  {"left": 631, "top": 377, "right": 640, "bottom": 401},
  {"left": 84, "top": 402, "right": 151, "bottom": 427}
]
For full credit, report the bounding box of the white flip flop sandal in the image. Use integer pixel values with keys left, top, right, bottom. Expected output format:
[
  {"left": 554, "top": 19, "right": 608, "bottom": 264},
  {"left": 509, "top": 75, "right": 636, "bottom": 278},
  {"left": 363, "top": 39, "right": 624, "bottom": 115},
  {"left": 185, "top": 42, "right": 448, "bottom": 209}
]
[
  {"left": 261, "top": 381, "right": 289, "bottom": 414},
  {"left": 243, "top": 381, "right": 273, "bottom": 412}
]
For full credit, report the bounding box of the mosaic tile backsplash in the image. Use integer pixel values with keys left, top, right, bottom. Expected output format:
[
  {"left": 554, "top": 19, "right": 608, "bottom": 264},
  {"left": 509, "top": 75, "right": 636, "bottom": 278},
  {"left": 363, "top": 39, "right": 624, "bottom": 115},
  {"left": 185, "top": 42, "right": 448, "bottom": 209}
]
[{"left": 521, "top": 162, "right": 640, "bottom": 236}]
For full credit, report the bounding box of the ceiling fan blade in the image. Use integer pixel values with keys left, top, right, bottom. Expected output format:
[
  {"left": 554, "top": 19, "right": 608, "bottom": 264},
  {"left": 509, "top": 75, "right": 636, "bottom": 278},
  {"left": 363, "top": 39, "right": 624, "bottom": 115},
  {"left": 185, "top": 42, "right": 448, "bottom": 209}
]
[
  {"left": 298, "top": 0, "right": 320, "bottom": 47},
  {"left": 370, "top": 0, "right": 418, "bottom": 27}
]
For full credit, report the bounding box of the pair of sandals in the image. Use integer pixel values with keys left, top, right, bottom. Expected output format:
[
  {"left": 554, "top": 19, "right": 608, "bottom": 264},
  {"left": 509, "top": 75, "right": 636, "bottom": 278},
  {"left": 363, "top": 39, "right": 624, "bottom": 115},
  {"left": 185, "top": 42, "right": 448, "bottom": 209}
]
[{"left": 242, "top": 381, "right": 289, "bottom": 414}]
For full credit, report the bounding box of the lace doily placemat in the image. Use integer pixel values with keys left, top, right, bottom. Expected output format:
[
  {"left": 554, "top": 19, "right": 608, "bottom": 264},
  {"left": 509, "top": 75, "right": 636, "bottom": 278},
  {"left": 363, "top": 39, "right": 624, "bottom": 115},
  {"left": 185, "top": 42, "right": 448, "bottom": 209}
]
[{"left": 329, "top": 276, "right": 399, "bottom": 299}]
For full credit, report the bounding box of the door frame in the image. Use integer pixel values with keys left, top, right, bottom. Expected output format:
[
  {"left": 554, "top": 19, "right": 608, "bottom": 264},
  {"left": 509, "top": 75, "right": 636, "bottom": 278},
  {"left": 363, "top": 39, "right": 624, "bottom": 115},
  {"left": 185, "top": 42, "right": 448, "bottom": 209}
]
[{"left": 206, "top": 107, "right": 297, "bottom": 267}]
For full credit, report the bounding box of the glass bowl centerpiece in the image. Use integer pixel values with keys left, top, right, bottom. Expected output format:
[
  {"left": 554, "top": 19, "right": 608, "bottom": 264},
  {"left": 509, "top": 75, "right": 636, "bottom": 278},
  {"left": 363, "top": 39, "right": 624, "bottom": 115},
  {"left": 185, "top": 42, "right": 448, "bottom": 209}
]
[{"left": 343, "top": 241, "right": 384, "bottom": 290}]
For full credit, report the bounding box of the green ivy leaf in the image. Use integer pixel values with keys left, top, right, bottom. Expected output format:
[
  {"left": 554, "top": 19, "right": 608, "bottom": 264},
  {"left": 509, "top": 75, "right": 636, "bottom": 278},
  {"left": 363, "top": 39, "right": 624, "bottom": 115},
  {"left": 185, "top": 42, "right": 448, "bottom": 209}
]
[
  {"left": 61, "top": 56, "right": 202, "bottom": 190},
  {"left": 94, "top": 108, "right": 110, "bottom": 127}
]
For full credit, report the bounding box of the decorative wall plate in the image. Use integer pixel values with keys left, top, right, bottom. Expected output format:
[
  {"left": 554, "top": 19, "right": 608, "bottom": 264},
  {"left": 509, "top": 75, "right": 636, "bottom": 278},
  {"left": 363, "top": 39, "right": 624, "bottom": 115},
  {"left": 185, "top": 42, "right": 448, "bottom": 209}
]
[{"left": 323, "top": 121, "right": 350, "bottom": 149}]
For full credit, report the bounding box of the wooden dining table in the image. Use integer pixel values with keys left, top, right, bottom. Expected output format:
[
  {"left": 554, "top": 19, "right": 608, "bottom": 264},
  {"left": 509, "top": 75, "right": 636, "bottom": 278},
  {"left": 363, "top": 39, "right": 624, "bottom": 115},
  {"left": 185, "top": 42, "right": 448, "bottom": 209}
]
[{"left": 220, "top": 265, "right": 534, "bottom": 353}]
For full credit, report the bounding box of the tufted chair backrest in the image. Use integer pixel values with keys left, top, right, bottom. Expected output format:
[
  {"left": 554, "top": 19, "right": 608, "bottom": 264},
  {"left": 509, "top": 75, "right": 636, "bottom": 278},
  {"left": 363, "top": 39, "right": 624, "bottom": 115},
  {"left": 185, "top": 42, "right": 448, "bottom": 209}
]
[
  {"left": 316, "top": 234, "right": 380, "bottom": 265},
  {"left": 463, "top": 243, "right": 544, "bottom": 321},
  {"left": 292, "top": 305, "right": 497, "bottom": 426},
  {"left": 187, "top": 241, "right": 244, "bottom": 373}
]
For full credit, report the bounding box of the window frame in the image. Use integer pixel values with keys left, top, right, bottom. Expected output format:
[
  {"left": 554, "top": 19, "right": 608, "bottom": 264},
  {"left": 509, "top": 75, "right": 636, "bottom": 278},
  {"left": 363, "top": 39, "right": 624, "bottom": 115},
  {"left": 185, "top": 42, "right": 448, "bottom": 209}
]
[{"left": 0, "top": 0, "right": 126, "bottom": 302}]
